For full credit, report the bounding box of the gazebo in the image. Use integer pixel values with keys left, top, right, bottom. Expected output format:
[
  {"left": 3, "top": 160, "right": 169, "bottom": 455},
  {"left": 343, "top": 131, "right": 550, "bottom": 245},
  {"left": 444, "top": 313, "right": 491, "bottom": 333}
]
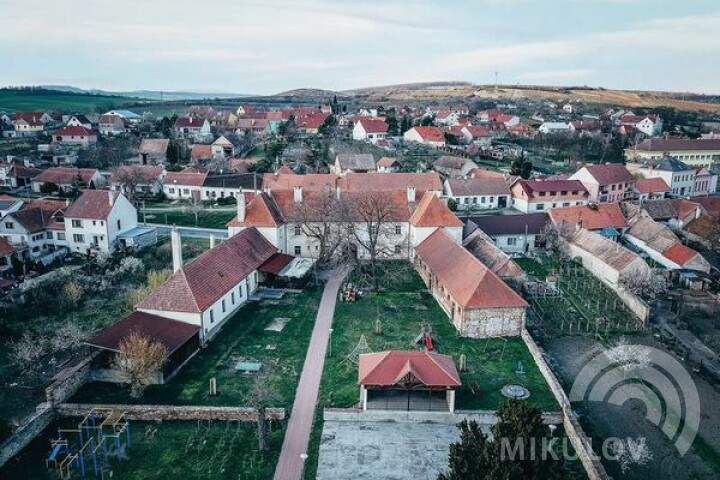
[{"left": 358, "top": 350, "right": 461, "bottom": 412}]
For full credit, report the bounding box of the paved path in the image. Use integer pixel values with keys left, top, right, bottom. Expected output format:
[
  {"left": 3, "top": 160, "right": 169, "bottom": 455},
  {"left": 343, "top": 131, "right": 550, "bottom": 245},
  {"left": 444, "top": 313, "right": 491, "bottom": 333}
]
[
  {"left": 146, "top": 223, "right": 228, "bottom": 239},
  {"left": 273, "top": 268, "right": 347, "bottom": 480}
]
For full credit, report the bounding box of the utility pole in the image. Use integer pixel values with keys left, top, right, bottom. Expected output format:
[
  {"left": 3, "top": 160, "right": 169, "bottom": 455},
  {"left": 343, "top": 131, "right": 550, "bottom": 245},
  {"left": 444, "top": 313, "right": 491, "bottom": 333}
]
[{"left": 495, "top": 71, "right": 499, "bottom": 91}]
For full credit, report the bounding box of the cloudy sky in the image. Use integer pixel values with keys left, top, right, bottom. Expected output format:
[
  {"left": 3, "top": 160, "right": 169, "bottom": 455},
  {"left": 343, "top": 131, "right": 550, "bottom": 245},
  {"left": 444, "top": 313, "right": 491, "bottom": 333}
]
[{"left": 2, "top": 0, "right": 719, "bottom": 94}]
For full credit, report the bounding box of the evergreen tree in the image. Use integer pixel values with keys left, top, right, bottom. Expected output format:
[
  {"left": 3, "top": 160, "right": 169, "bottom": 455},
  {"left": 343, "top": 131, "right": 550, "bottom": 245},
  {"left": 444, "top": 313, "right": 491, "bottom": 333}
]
[{"left": 386, "top": 116, "right": 399, "bottom": 136}]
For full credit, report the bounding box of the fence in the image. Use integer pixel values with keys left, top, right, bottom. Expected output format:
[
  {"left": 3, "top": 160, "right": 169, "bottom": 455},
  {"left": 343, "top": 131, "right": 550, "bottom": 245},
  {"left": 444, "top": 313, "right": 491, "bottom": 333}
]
[{"left": 57, "top": 404, "right": 285, "bottom": 422}]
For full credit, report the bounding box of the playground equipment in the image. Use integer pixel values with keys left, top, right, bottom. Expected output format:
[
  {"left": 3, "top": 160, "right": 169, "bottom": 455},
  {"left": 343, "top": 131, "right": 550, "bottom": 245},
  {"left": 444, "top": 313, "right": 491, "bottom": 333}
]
[
  {"left": 46, "top": 408, "right": 131, "bottom": 479},
  {"left": 414, "top": 324, "right": 434, "bottom": 351}
]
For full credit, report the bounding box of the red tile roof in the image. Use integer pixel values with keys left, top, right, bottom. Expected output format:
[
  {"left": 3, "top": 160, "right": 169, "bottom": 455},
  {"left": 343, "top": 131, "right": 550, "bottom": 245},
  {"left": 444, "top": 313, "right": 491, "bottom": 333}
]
[
  {"left": 339, "top": 172, "right": 442, "bottom": 194},
  {"left": 549, "top": 204, "right": 627, "bottom": 230},
  {"left": 262, "top": 173, "right": 337, "bottom": 192},
  {"left": 165, "top": 171, "right": 208, "bottom": 187},
  {"left": 358, "top": 351, "right": 461, "bottom": 387},
  {"left": 410, "top": 192, "right": 463, "bottom": 228},
  {"left": 411, "top": 126, "right": 445, "bottom": 143},
  {"left": 463, "top": 125, "right": 492, "bottom": 138},
  {"left": 53, "top": 125, "right": 96, "bottom": 137},
  {"left": 34, "top": 167, "right": 98, "bottom": 185},
  {"left": 5, "top": 205, "right": 64, "bottom": 233},
  {"left": 65, "top": 190, "right": 121, "bottom": 220},
  {"left": 446, "top": 178, "right": 510, "bottom": 196},
  {"left": 276, "top": 165, "right": 296, "bottom": 175},
  {"left": 259, "top": 252, "right": 295, "bottom": 275},
  {"left": 137, "top": 227, "right": 277, "bottom": 313},
  {"left": 415, "top": 229, "right": 528, "bottom": 309},
  {"left": 635, "top": 177, "right": 670, "bottom": 194},
  {"left": 0, "top": 237, "right": 14, "bottom": 257},
  {"left": 634, "top": 138, "right": 720, "bottom": 152},
  {"left": 296, "top": 113, "right": 328, "bottom": 130},
  {"left": 694, "top": 196, "right": 720, "bottom": 218},
  {"left": 110, "top": 165, "right": 164, "bottom": 184},
  {"left": 190, "top": 144, "right": 213, "bottom": 160},
  {"left": 175, "top": 117, "right": 207, "bottom": 128},
  {"left": 87, "top": 311, "right": 199, "bottom": 355},
  {"left": 376, "top": 157, "right": 399, "bottom": 168},
  {"left": 581, "top": 164, "right": 635, "bottom": 185},
  {"left": 227, "top": 192, "right": 285, "bottom": 228},
  {"left": 355, "top": 117, "right": 388, "bottom": 134},
  {"left": 662, "top": 244, "right": 699, "bottom": 266}
]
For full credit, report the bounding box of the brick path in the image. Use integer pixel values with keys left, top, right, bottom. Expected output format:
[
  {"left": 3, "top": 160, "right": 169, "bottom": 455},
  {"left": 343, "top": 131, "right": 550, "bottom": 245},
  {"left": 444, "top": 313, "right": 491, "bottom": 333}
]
[{"left": 273, "top": 268, "right": 347, "bottom": 480}]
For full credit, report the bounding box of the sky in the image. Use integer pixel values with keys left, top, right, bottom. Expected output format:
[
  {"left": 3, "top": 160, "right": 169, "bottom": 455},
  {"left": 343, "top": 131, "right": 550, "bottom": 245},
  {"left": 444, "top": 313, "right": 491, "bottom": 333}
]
[{"left": 1, "top": 0, "right": 719, "bottom": 95}]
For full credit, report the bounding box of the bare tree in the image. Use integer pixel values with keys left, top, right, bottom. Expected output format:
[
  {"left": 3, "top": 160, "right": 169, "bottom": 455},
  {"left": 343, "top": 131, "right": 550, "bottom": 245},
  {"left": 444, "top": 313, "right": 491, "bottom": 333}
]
[
  {"left": 113, "top": 166, "right": 153, "bottom": 201},
  {"left": 11, "top": 333, "right": 48, "bottom": 374},
  {"left": 111, "top": 331, "right": 168, "bottom": 398},
  {"left": 619, "top": 270, "right": 670, "bottom": 302},
  {"left": 245, "top": 373, "right": 282, "bottom": 451},
  {"left": 292, "top": 190, "right": 344, "bottom": 268},
  {"left": 346, "top": 192, "right": 401, "bottom": 290},
  {"left": 62, "top": 281, "right": 84, "bottom": 308}
]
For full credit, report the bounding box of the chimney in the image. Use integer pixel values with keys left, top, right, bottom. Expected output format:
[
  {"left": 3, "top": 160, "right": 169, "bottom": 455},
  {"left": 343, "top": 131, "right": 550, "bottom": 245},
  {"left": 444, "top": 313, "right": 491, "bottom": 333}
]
[
  {"left": 209, "top": 234, "right": 216, "bottom": 249},
  {"left": 108, "top": 190, "right": 114, "bottom": 206},
  {"left": 65, "top": 198, "right": 70, "bottom": 207},
  {"left": 294, "top": 185, "right": 303, "bottom": 203},
  {"left": 336, "top": 185, "right": 341, "bottom": 200},
  {"left": 171, "top": 226, "right": 183, "bottom": 273},
  {"left": 237, "top": 191, "right": 246, "bottom": 222},
  {"left": 407, "top": 186, "right": 416, "bottom": 203}
]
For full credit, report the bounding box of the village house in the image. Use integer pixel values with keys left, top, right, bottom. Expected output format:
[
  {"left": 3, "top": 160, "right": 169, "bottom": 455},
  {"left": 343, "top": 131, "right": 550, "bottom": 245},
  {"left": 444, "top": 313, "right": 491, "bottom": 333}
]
[
  {"left": 403, "top": 126, "right": 446, "bottom": 147},
  {"left": 432, "top": 156, "right": 478, "bottom": 178},
  {"left": 0, "top": 199, "right": 67, "bottom": 259},
  {"left": 444, "top": 177, "right": 511, "bottom": 210},
  {"left": 331, "top": 154, "right": 376, "bottom": 176},
  {"left": 0, "top": 160, "right": 42, "bottom": 189},
  {"left": 4, "top": 112, "right": 46, "bottom": 138},
  {"left": 296, "top": 113, "right": 328, "bottom": 135},
  {"left": 104, "top": 109, "right": 142, "bottom": 124},
  {"left": 414, "top": 228, "right": 528, "bottom": 338},
  {"left": 627, "top": 157, "right": 701, "bottom": 198},
  {"left": 137, "top": 138, "right": 170, "bottom": 165},
  {"left": 136, "top": 227, "right": 278, "bottom": 343},
  {"left": 507, "top": 123, "right": 537, "bottom": 139},
  {"left": 110, "top": 165, "right": 166, "bottom": 198},
  {"left": 626, "top": 198, "right": 702, "bottom": 230},
  {"left": 358, "top": 351, "right": 461, "bottom": 412},
  {"left": 190, "top": 145, "right": 214, "bottom": 162},
  {"left": 538, "top": 122, "right": 575, "bottom": 135},
  {"left": 625, "top": 138, "right": 719, "bottom": 168},
  {"left": 98, "top": 114, "right": 128, "bottom": 136},
  {"left": 618, "top": 114, "right": 663, "bottom": 137},
  {"left": 568, "top": 164, "right": 635, "bottom": 203},
  {"left": 352, "top": 117, "right": 388, "bottom": 144},
  {"left": 464, "top": 213, "right": 548, "bottom": 254},
  {"left": 633, "top": 178, "right": 670, "bottom": 201},
  {"left": 510, "top": 179, "right": 589, "bottom": 213},
  {"left": 376, "top": 157, "right": 402, "bottom": 173},
  {"left": 462, "top": 227, "right": 524, "bottom": 282},
  {"left": 163, "top": 169, "right": 208, "bottom": 200},
  {"left": 460, "top": 125, "right": 492, "bottom": 146},
  {"left": 64, "top": 190, "right": 138, "bottom": 254},
  {"left": 211, "top": 135, "right": 236, "bottom": 157},
  {"left": 32, "top": 167, "right": 103, "bottom": 193},
  {"left": 202, "top": 172, "right": 259, "bottom": 200},
  {"left": 51, "top": 125, "right": 98, "bottom": 147},
  {"left": 235, "top": 118, "right": 271, "bottom": 137},
  {"left": 694, "top": 167, "right": 717, "bottom": 196},
  {"left": 174, "top": 117, "right": 212, "bottom": 142},
  {"left": 65, "top": 115, "right": 93, "bottom": 129},
  {"left": 549, "top": 203, "right": 628, "bottom": 239}
]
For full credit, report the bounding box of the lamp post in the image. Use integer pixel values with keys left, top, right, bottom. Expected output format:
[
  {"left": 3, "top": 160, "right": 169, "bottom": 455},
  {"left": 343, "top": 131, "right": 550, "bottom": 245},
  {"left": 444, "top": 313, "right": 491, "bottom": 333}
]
[
  {"left": 300, "top": 453, "right": 308, "bottom": 480},
  {"left": 328, "top": 328, "right": 334, "bottom": 357}
]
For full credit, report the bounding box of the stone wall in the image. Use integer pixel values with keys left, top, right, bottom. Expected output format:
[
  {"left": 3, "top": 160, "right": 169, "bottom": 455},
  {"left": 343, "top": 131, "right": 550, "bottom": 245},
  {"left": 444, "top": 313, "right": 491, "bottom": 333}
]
[
  {"left": 56, "top": 403, "right": 286, "bottom": 422},
  {"left": 0, "top": 404, "right": 54, "bottom": 468},
  {"left": 462, "top": 307, "right": 525, "bottom": 338},
  {"left": 521, "top": 329, "right": 610, "bottom": 480},
  {"left": 45, "top": 352, "right": 98, "bottom": 405}
]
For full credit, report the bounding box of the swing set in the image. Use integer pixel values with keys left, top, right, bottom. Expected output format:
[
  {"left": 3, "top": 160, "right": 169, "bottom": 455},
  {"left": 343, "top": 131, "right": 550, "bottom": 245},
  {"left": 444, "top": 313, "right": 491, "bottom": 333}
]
[{"left": 46, "top": 408, "right": 131, "bottom": 479}]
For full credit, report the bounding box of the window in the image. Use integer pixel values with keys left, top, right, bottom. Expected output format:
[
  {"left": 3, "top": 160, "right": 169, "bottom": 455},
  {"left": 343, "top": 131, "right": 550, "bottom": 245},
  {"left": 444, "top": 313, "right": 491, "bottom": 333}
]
[
  {"left": 563, "top": 202, "right": 570, "bottom": 207},
  {"left": 57, "top": 233, "right": 66, "bottom": 241},
  {"left": 183, "top": 188, "right": 190, "bottom": 194},
  {"left": 46, "top": 231, "right": 53, "bottom": 239},
  {"left": 168, "top": 188, "right": 175, "bottom": 194},
  {"left": 507, "top": 237, "right": 518, "bottom": 246},
  {"left": 92, "top": 220, "right": 97, "bottom": 226},
  {"left": 294, "top": 226, "right": 301, "bottom": 236},
  {"left": 539, "top": 192, "right": 546, "bottom": 197},
  {"left": 294, "top": 245, "right": 301, "bottom": 255},
  {"left": 71, "top": 219, "right": 82, "bottom": 228},
  {"left": 463, "top": 197, "right": 469, "bottom": 204},
  {"left": 472, "top": 197, "right": 477, "bottom": 204},
  {"left": 210, "top": 309, "right": 215, "bottom": 323},
  {"left": 73, "top": 234, "right": 84, "bottom": 243},
  {"left": 395, "top": 244, "right": 402, "bottom": 254},
  {"left": 239, "top": 285, "right": 244, "bottom": 298},
  {"left": 222, "top": 299, "right": 226, "bottom": 313},
  {"left": 116, "top": 219, "right": 121, "bottom": 230},
  {"left": 4, "top": 222, "right": 13, "bottom": 229},
  {"left": 372, "top": 225, "right": 379, "bottom": 235},
  {"left": 395, "top": 225, "right": 401, "bottom": 235},
  {"left": 481, "top": 197, "right": 486, "bottom": 204},
  {"left": 560, "top": 190, "right": 567, "bottom": 196},
  {"left": 231, "top": 291, "right": 235, "bottom": 304},
  {"left": 535, "top": 204, "right": 545, "bottom": 211}
]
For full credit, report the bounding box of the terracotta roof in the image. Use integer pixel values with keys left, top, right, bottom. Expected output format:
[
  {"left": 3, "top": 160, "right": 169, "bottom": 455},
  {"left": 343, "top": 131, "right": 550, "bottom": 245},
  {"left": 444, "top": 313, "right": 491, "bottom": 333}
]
[
  {"left": 411, "top": 126, "right": 445, "bottom": 143},
  {"left": 339, "top": 173, "right": 442, "bottom": 194},
  {"left": 462, "top": 230, "right": 523, "bottom": 279},
  {"left": 190, "top": 144, "right": 214, "bottom": 160},
  {"left": 259, "top": 252, "right": 295, "bottom": 275},
  {"left": 276, "top": 165, "right": 296, "bottom": 175},
  {"left": 296, "top": 113, "right": 328, "bottom": 130},
  {"left": 65, "top": 190, "right": 121, "bottom": 220},
  {"left": 12, "top": 112, "right": 45, "bottom": 124},
  {"left": 463, "top": 125, "right": 492, "bottom": 138},
  {"left": 5, "top": 206, "right": 62, "bottom": 233},
  {"left": 580, "top": 164, "right": 635, "bottom": 185},
  {"left": 87, "top": 311, "right": 199, "bottom": 355},
  {"left": 137, "top": 227, "right": 277, "bottom": 313},
  {"left": 447, "top": 178, "right": 510, "bottom": 196},
  {"left": 227, "top": 192, "right": 285, "bottom": 228},
  {"left": 568, "top": 229, "right": 647, "bottom": 272},
  {"left": 466, "top": 213, "right": 548, "bottom": 236},
  {"left": 468, "top": 168, "right": 505, "bottom": 180},
  {"left": 355, "top": 117, "right": 388, "bottom": 134},
  {"left": 434, "top": 156, "right": 472, "bottom": 170},
  {"left": 685, "top": 215, "right": 720, "bottom": 241},
  {"left": 376, "top": 157, "right": 399, "bottom": 168},
  {"left": 110, "top": 165, "right": 164, "bottom": 184},
  {"left": 415, "top": 229, "right": 527, "bottom": 309},
  {"left": 635, "top": 178, "right": 670, "bottom": 194},
  {"left": 336, "top": 154, "right": 375, "bottom": 171},
  {"left": 634, "top": 138, "right": 720, "bottom": 152},
  {"left": 641, "top": 199, "right": 699, "bottom": 222},
  {"left": 34, "top": 167, "right": 98, "bottom": 185},
  {"left": 139, "top": 138, "right": 169, "bottom": 155},
  {"left": 549, "top": 204, "right": 627, "bottom": 230},
  {"left": 515, "top": 179, "right": 588, "bottom": 196},
  {"left": 410, "top": 192, "right": 463, "bottom": 227},
  {"left": 0, "top": 237, "right": 14, "bottom": 257},
  {"left": 358, "top": 351, "right": 461, "bottom": 387},
  {"left": 262, "top": 173, "right": 337, "bottom": 192},
  {"left": 694, "top": 196, "right": 720, "bottom": 218},
  {"left": 663, "top": 244, "right": 700, "bottom": 267},
  {"left": 165, "top": 171, "right": 208, "bottom": 187},
  {"left": 53, "top": 125, "right": 96, "bottom": 137},
  {"left": 175, "top": 117, "right": 207, "bottom": 128}
]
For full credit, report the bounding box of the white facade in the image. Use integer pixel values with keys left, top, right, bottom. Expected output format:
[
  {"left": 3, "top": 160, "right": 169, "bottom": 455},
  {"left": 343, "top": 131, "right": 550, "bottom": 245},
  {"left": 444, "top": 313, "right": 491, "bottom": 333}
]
[
  {"left": 352, "top": 122, "right": 387, "bottom": 144},
  {"left": 538, "top": 122, "right": 575, "bottom": 134},
  {"left": 636, "top": 167, "right": 696, "bottom": 197},
  {"left": 65, "top": 194, "right": 138, "bottom": 254},
  {"left": 511, "top": 197, "right": 587, "bottom": 213}
]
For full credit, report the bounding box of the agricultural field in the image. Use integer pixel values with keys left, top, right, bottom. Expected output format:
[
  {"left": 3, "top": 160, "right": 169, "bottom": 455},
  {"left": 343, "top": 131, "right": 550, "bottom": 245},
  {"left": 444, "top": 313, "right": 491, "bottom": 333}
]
[{"left": 0, "top": 90, "right": 138, "bottom": 113}]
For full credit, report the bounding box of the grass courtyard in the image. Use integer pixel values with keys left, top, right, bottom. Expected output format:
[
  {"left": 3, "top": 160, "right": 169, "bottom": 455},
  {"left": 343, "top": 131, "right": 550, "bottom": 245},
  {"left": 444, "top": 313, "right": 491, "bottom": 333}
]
[{"left": 143, "top": 210, "right": 236, "bottom": 229}]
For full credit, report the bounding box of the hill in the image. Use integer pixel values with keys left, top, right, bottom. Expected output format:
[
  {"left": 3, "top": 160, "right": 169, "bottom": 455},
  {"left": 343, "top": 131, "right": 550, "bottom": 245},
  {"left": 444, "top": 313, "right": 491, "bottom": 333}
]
[{"left": 0, "top": 88, "right": 140, "bottom": 113}]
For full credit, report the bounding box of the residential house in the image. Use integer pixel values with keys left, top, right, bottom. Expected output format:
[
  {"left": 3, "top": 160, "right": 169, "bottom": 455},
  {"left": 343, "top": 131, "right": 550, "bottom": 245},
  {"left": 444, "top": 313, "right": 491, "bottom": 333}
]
[
  {"left": 510, "top": 179, "right": 589, "bottom": 213},
  {"left": 408, "top": 192, "right": 464, "bottom": 248},
  {"left": 462, "top": 228, "right": 524, "bottom": 281},
  {"left": 625, "top": 138, "right": 719, "bottom": 168},
  {"left": 493, "top": 114, "right": 520, "bottom": 128},
  {"left": 0, "top": 198, "right": 67, "bottom": 259},
  {"left": 110, "top": 165, "right": 166, "bottom": 198},
  {"left": 136, "top": 227, "right": 278, "bottom": 344},
  {"left": 695, "top": 196, "right": 720, "bottom": 218},
  {"left": 433, "top": 156, "right": 478, "bottom": 178},
  {"left": 235, "top": 118, "right": 271, "bottom": 136},
  {"left": 507, "top": 123, "right": 537, "bottom": 139},
  {"left": 376, "top": 157, "right": 402, "bottom": 173},
  {"left": 628, "top": 157, "right": 698, "bottom": 197},
  {"left": 98, "top": 114, "right": 128, "bottom": 136},
  {"left": 460, "top": 126, "right": 492, "bottom": 146},
  {"left": 538, "top": 122, "right": 575, "bottom": 134},
  {"left": 0, "top": 160, "right": 41, "bottom": 189},
  {"left": 694, "top": 167, "right": 717, "bottom": 196},
  {"left": 104, "top": 110, "right": 142, "bottom": 123},
  {"left": 51, "top": 126, "right": 97, "bottom": 146},
  {"left": 634, "top": 178, "right": 670, "bottom": 201},
  {"left": 66, "top": 115, "right": 93, "bottom": 129},
  {"left": 628, "top": 198, "right": 702, "bottom": 230},
  {"left": 403, "top": 126, "right": 446, "bottom": 147},
  {"left": 190, "top": 145, "right": 214, "bottom": 161},
  {"left": 202, "top": 173, "right": 259, "bottom": 200},
  {"left": 464, "top": 213, "right": 548, "bottom": 254},
  {"left": 174, "top": 117, "right": 212, "bottom": 141},
  {"left": 0, "top": 196, "right": 23, "bottom": 217},
  {"left": 5, "top": 112, "right": 45, "bottom": 138},
  {"left": 352, "top": 118, "right": 388, "bottom": 144},
  {"left": 211, "top": 135, "right": 235, "bottom": 157},
  {"left": 332, "top": 154, "right": 375, "bottom": 176},
  {"left": 444, "top": 177, "right": 511, "bottom": 210},
  {"left": 549, "top": 203, "right": 628, "bottom": 240},
  {"left": 618, "top": 114, "right": 663, "bottom": 137},
  {"left": 295, "top": 114, "right": 328, "bottom": 135},
  {"left": 138, "top": 139, "right": 170, "bottom": 165},
  {"left": 569, "top": 164, "right": 635, "bottom": 203},
  {"left": 64, "top": 190, "right": 138, "bottom": 254},
  {"left": 163, "top": 169, "right": 208, "bottom": 200},
  {"left": 414, "top": 228, "right": 528, "bottom": 338},
  {"left": 32, "top": 167, "right": 103, "bottom": 193},
  {"left": 0, "top": 236, "right": 14, "bottom": 269}
]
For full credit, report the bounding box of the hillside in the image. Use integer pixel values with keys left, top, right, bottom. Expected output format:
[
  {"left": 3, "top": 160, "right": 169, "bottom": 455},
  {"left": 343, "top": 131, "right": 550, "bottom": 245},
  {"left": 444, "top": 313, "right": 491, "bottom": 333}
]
[{"left": 0, "top": 88, "right": 141, "bottom": 113}]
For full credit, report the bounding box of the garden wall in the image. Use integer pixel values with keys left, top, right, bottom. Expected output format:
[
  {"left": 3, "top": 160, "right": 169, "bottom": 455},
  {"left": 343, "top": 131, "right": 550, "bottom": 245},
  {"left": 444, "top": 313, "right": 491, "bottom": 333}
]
[
  {"left": 0, "top": 404, "right": 54, "bottom": 468},
  {"left": 56, "top": 404, "right": 286, "bottom": 422},
  {"left": 521, "top": 329, "right": 610, "bottom": 480},
  {"left": 45, "top": 352, "right": 98, "bottom": 405}
]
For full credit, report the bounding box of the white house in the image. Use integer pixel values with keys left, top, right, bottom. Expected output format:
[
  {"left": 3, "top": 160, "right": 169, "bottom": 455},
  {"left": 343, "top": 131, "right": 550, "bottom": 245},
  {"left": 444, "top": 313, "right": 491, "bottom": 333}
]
[
  {"left": 51, "top": 126, "right": 98, "bottom": 147},
  {"left": 32, "top": 167, "right": 104, "bottom": 193},
  {"left": 64, "top": 190, "right": 138, "bottom": 254},
  {"left": 110, "top": 165, "right": 166, "bottom": 197},
  {"left": 444, "top": 178, "right": 511, "bottom": 211},
  {"left": 510, "top": 179, "right": 589, "bottom": 213},
  {"left": 163, "top": 169, "right": 208, "bottom": 200},
  {"left": 174, "top": 117, "right": 212, "bottom": 141},
  {"left": 628, "top": 157, "right": 697, "bottom": 198},
  {"left": 403, "top": 126, "right": 446, "bottom": 147},
  {"left": 352, "top": 118, "right": 388, "bottom": 144},
  {"left": 538, "top": 122, "right": 575, "bottom": 134},
  {"left": 618, "top": 114, "right": 663, "bottom": 137},
  {"left": 0, "top": 202, "right": 67, "bottom": 259}
]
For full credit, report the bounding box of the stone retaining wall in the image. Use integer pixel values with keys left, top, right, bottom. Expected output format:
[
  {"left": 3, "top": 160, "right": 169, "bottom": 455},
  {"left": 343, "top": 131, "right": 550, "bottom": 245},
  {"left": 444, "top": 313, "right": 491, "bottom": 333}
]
[
  {"left": 45, "top": 352, "right": 98, "bottom": 405},
  {"left": 323, "top": 408, "right": 562, "bottom": 426},
  {"left": 56, "top": 403, "right": 285, "bottom": 422},
  {"left": 0, "top": 404, "right": 54, "bottom": 468}
]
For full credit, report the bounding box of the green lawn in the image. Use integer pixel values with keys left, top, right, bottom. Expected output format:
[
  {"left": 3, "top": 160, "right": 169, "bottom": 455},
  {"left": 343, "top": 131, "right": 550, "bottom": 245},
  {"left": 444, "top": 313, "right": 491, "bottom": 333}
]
[
  {"left": 515, "top": 257, "right": 553, "bottom": 279},
  {"left": 0, "top": 90, "right": 137, "bottom": 112},
  {"left": 144, "top": 210, "right": 236, "bottom": 229},
  {"left": 71, "top": 288, "right": 321, "bottom": 410}
]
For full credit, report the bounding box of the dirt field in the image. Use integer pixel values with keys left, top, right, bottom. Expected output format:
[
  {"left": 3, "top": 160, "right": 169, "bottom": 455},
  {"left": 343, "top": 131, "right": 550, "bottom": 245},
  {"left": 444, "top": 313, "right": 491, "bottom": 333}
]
[{"left": 546, "top": 336, "right": 720, "bottom": 479}]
